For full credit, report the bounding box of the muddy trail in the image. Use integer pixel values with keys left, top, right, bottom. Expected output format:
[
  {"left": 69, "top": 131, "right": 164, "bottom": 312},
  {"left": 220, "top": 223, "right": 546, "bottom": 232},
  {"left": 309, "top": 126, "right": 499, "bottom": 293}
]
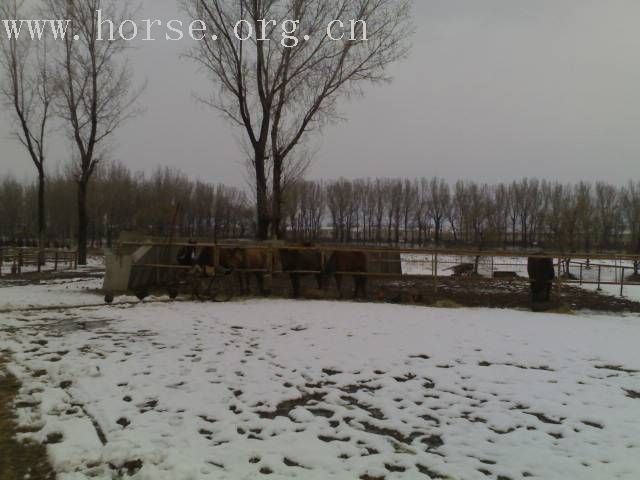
[
  {"left": 374, "top": 277, "right": 640, "bottom": 313},
  {"left": 0, "top": 355, "right": 55, "bottom": 480}
]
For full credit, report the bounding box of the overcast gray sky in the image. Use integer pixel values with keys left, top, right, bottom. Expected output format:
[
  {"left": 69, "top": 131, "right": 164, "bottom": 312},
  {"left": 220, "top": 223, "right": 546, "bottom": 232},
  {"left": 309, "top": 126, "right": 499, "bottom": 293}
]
[{"left": 2, "top": 0, "right": 640, "bottom": 186}]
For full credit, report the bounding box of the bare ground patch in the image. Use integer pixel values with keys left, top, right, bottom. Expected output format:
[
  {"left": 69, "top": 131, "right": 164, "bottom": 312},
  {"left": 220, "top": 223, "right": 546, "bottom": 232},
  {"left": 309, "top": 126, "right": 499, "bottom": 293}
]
[
  {"left": 0, "top": 355, "right": 55, "bottom": 480},
  {"left": 240, "top": 274, "right": 640, "bottom": 314}
]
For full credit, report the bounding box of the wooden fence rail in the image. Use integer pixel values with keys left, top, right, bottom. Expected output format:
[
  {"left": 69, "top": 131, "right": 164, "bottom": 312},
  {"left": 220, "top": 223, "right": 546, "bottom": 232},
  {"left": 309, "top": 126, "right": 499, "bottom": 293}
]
[
  {"left": 115, "top": 241, "right": 640, "bottom": 298},
  {"left": 117, "top": 241, "right": 640, "bottom": 262},
  {"left": 0, "top": 248, "right": 78, "bottom": 277}
]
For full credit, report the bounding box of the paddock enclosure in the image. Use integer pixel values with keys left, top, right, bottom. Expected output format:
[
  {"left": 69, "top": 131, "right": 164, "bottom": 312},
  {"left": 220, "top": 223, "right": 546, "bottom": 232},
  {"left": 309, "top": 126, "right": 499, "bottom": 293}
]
[
  {"left": 102, "top": 238, "right": 640, "bottom": 303},
  {"left": 0, "top": 247, "right": 78, "bottom": 277}
]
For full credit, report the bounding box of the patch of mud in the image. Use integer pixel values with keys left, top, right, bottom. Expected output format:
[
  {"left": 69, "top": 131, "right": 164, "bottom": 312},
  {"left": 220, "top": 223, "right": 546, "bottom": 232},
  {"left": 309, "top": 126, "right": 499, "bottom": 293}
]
[
  {"left": 0, "top": 356, "right": 56, "bottom": 479},
  {"left": 263, "top": 273, "right": 640, "bottom": 313},
  {"left": 257, "top": 392, "right": 327, "bottom": 419}
]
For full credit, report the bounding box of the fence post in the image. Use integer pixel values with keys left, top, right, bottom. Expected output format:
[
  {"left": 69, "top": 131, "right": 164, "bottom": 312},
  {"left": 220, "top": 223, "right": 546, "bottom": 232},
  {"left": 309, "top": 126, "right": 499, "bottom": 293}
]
[
  {"left": 620, "top": 267, "right": 625, "bottom": 297},
  {"left": 213, "top": 245, "right": 220, "bottom": 272},
  {"left": 433, "top": 252, "right": 439, "bottom": 293},
  {"left": 18, "top": 250, "right": 23, "bottom": 274},
  {"left": 597, "top": 265, "right": 602, "bottom": 291},
  {"left": 579, "top": 263, "right": 583, "bottom": 286},
  {"left": 54, "top": 251, "right": 59, "bottom": 271},
  {"left": 0, "top": 249, "right": 3, "bottom": 277}
]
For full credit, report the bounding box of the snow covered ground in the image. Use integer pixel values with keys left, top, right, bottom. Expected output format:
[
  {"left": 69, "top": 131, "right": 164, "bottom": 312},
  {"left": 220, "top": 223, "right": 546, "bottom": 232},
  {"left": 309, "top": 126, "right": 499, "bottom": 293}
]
[
  {"left": 0, "top": 276, "right": 103, "bottom": 310},
  {"left": 0, "top": 257, "right": 147, "bottom": 310},
  {"left": 580, "top": 284, "right": 640, "bottom": 304},
  {"left": 0, "top": 253, "right": 100, "bottom": 276},
  {"left": 1, "top": 274, "right": 640, "bottom": 480}
]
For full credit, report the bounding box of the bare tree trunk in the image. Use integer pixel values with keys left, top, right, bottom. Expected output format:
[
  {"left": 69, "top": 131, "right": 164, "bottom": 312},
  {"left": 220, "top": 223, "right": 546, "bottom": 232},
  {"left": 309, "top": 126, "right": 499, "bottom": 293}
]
[
  {"left": 255, "top": 151, "right": 270, "bottom": 240},
  {"left": 1, "top": 0, "right": 53, "bottom": 256},
  {"left": 37, "top": 170, "right": 46, "bottom": 262},
  {"left": 271, "top": 157, "right": 284, "bottom": 240},
  {"left": 76, "top": 180, "right": 89, "bottom": 265}
]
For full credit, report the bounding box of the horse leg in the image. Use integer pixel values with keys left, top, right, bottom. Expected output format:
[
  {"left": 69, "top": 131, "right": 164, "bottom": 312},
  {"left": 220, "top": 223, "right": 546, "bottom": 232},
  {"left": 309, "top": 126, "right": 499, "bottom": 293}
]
[
  {"left": 241, "top": 272, "right": 250, "bottom": 295},
  {"left": 291, "top": 273, "right": 301, "bottom": 298},
  {"left": 232, "top": 272, "right": 244, "bottom": 295},
  {"left": 532, "top": 280, "right": 544, "bottom": 303},
  {"left": 357, "top": 276, "right": 368, "bottom": 299},
  {"left": 256, "top": 273, "right": 265, "bottom": 296}
]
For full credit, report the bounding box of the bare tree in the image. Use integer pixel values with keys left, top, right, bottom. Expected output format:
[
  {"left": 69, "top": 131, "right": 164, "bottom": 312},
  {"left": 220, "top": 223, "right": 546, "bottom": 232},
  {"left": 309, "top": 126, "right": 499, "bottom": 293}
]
[
  {"left": 187, "top": 0, "right": 412, "bottom": 239},
  {"left": 0, "top": 0, "right": 55, "bottom": 254},
  {"left": 575, "top": 182, "right": 594, "bottom": 253},
  {"left": 45, "top": 0, "right": 142, "bottom": 264},
  {"left": 428, "top": 177, "right": 450, "bottom": 246},
  {"left": 414, "top": 179, "right": 428, "bottom": 245},
  {"left": 622, "top": 181, "right": 640, "bottom": 275},
  {"left": 595, "top": 181, "right": 619, "bottom": 250},
  {"left": 400, "top": 179, "right": 416, "bottom": 244},
  {"left": 285, "top": 179, "right": 324, "bottom": 240},
  {"left": 491, "top": 183, "right": 509, "bottom": 246},
  {"left": 561, "top": 185, "right": 579, "bottom": 251},
  {"left": 0, "top": 176, "right": 25, "bottom": 240},
  {"left": 450, "top": 181, "right": 469, "bottom": 243},
  {"left": 543, "top": 182, "right": 566, "bottom": 248}
]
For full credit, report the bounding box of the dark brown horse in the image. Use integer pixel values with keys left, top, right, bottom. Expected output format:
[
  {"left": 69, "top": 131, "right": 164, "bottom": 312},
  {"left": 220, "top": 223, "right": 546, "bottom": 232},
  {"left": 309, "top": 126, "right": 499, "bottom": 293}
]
[
  {"left": 177, "top": 243, "right": 198, "bottom": 267},
  {"left": 177, "top": 245, "right": 239, "bottom": 273},
  {"left": 527, "top": 256, "right": 555, "bottom": 306},
  {"left": 279, "top": 247, "right": 324, "bottom": 298},
  {"left": 177, "top": 245, "right": 266, "bottom": 295},
  {"left": 219, "top": 247, "right": 269, "bottom": 295},
  {"left": 325, "top": 250, "right": 368, "bottom": 299}
]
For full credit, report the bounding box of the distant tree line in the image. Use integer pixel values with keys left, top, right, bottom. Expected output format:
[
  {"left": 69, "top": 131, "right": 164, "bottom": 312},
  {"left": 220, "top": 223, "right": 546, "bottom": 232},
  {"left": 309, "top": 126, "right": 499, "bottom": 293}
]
[
  {"left": 0, "top": 163, "right": 253, "bottom": 248},
  {"left": 1, "top": 165, "right": 639, "bottom": 255},
  {"left": 285, "top": 177, "right": 640, "bottom": 253}
]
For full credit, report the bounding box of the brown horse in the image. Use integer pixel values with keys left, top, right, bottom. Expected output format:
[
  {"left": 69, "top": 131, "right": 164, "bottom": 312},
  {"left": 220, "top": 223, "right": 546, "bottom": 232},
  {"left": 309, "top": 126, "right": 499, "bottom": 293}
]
[
  {"left": 219, "top": 247, "right": 269, "bottom": 295},
  {"left": 325, "top": 250, "right": 368, "bottom": 299},
  {"left": 279, "top": 247, "right": 325, "bottom": 298},
  {"left": 180, "top": 246, "right": 240, "bottom": 274}
]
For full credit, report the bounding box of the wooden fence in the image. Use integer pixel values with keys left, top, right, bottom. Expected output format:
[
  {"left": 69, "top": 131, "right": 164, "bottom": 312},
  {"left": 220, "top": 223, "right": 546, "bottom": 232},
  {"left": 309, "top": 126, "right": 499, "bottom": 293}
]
[
  {"left": 115, "top": 241, "right": 640, "bottom": 297},
  {"left": 0, "top": 247, "right": 78, "bottom": 277}
]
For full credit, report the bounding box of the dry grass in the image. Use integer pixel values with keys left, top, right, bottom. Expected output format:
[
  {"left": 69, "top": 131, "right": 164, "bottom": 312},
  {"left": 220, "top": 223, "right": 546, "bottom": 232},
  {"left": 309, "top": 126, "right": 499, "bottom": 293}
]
[
  {"left": 545, "top": 304, "right": 576, "bottom": 315},
  {"left": 432, "top": 299, "right": 463, "bottom": 309}
]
